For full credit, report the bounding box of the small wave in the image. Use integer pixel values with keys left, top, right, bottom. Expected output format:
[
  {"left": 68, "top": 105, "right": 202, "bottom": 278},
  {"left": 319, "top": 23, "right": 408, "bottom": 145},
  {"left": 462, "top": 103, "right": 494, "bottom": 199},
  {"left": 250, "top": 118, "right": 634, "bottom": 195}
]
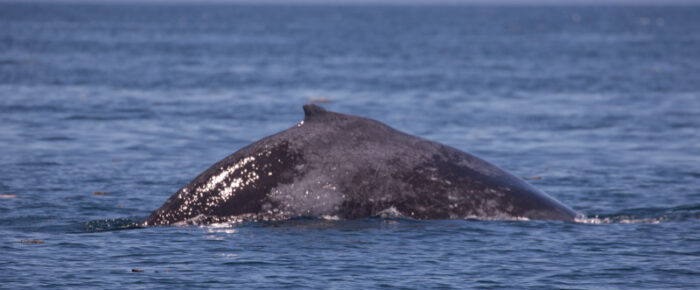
[
  {"left": 463, "top": 215, "right": 532, "bottom": 222},
  {"left": 374, "top": 206, "right": 406, "bottom": 218},
  {"left": 108, "top": 204, "right": 700, "bottom": 229},
  {"left": 0, "top": 59, "right": 36, "bottom": 66},
  {"left": 574, "top": 205, "right": 700, "bottom": 224},
  {"left": 83, "top": 217, "right": 146, "bottom": 232},
  {"left": 372, "top": 207, "right": 536, "bottom": 222},
  {"left": 150, "top": 210, "right": 550, "bottom": 227},
  {"left": 171, "top": 212, "right": 291, "bottom": 227},
  {"left": 320, "top": 214, "right": 341, "bottom": 221},
  {"left": 64, "top": 114, "right": 151, "bottom": 121},
  {"left": 575, "top": 216, "right": 665, "bottom": 224}
]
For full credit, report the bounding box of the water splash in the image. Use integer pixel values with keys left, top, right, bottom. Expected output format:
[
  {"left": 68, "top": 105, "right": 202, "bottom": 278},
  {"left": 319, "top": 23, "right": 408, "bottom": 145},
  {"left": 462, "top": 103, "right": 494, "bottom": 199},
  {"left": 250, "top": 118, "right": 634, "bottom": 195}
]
[
  {"left": 374, "top": 206, "right": 406, "bottom": 218},
  {"left": 82, "top": 204, "right": 699, "bottom": 232},
  {"left": 575, "top": 204, "right": 700, "bottom": 224}
]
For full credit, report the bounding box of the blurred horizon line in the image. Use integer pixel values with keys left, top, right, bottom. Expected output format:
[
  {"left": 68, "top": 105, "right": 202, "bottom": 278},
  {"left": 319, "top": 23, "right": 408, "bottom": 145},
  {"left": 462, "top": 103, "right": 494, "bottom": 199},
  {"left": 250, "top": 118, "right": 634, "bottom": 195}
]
[{"left": 2, "top": 0, "right": 700, "bottom": 6}]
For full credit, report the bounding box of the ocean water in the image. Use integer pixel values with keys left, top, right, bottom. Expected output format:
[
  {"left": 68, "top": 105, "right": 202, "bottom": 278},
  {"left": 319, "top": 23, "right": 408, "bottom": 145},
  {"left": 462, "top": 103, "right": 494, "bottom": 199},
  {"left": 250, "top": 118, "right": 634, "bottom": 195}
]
[{"left": 1, "top": 3, "right": 699, "bottom": 288}]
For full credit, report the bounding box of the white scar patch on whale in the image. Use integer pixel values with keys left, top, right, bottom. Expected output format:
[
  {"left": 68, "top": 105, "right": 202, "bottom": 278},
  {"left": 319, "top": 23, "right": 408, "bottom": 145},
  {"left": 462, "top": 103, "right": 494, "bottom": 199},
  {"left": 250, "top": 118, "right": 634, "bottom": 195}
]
[{"left": 269, "top": 169, "right": 343, "bottom": 217}]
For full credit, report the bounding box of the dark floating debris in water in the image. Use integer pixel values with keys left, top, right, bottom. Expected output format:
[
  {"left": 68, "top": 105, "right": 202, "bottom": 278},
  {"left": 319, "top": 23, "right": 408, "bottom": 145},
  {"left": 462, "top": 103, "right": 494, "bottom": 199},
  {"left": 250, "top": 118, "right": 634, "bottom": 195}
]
[
  {"left": 523, "top": 176, "right": 543, "bottom": 180},
  {"left": 131, "top": 269, "right": 144, "bottom": 273},
  {"left": 93, "top": 191, "right": 108, "bottom": 195},
  {"left": 20, "top": 240, "right": 44, "bottom": 244},
  {"left": 0, "top": 194, "right": 17, "bottom": 198}
]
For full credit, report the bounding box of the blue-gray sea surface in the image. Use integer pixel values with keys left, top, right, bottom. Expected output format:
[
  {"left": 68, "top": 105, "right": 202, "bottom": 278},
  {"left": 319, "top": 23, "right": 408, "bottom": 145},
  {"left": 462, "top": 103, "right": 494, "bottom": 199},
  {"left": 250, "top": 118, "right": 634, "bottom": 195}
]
[{"left": 1, "top": 3, "right": 699, "bottom": 288}]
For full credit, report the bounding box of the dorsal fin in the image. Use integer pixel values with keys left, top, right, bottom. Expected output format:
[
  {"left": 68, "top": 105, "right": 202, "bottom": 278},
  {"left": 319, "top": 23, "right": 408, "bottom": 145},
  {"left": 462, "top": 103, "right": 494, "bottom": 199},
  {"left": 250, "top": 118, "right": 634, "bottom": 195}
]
[{"left": 303, "top": 104, "right": 327, "bottom": 118}]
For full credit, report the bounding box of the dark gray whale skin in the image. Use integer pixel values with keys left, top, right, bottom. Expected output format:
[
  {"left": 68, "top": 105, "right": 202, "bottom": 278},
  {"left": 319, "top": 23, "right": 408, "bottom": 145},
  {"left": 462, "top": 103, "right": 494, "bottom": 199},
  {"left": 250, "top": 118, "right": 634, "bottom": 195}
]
[{"left": 146, "top": 104, "right": 578, "bottom": 225}]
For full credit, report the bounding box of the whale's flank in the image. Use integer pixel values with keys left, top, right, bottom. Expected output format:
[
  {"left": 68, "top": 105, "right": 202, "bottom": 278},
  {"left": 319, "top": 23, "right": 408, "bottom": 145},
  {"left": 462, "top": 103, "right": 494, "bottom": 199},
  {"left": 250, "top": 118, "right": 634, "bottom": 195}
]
[{"left": 146, "top": 104, "right": 577, "bottom": 225}]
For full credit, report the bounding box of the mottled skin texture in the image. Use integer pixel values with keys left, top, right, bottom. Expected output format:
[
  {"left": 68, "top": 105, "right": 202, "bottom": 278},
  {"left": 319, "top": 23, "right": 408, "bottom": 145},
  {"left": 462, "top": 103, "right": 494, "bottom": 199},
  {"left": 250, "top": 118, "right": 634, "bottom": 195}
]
[{"left": 146, "top": 104, "right": 578, "bottom": 226}]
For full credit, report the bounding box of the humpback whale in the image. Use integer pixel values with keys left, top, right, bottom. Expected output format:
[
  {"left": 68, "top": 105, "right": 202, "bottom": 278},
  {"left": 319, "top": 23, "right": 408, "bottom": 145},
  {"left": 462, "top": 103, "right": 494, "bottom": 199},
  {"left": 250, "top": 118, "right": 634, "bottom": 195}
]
[{"left": 146, "top": 104, "right": 578, "bottom": 225}]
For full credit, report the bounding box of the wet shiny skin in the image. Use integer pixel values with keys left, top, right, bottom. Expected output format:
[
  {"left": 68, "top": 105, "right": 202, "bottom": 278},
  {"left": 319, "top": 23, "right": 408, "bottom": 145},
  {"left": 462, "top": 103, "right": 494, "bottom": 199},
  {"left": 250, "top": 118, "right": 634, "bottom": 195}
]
[
  {"left": 147, "top": 105, "right": 577, "bottom": 225},
  {"left": 1, "top": 4, "right": 699, "bottom": 288}
]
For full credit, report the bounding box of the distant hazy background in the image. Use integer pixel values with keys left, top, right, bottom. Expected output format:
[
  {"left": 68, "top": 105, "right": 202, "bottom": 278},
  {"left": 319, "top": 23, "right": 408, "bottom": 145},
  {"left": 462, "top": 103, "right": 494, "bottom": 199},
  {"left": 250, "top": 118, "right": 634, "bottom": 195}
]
[{"left": 3, "top": 0, "right": 700, "bottom": 5}]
